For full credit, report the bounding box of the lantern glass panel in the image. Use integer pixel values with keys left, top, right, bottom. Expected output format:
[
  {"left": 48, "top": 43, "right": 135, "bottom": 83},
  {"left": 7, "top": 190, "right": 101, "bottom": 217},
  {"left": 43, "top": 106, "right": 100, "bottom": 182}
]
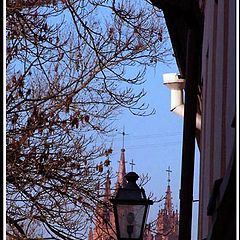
[{"left": 116, "top": 204, "right": 146, "bottom": 239}]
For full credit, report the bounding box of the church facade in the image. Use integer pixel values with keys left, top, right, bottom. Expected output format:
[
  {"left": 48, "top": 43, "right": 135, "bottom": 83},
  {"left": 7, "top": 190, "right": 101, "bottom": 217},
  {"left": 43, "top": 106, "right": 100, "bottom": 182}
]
[{"left": 89, "top": 147, "right": 179, "bottom": 240}]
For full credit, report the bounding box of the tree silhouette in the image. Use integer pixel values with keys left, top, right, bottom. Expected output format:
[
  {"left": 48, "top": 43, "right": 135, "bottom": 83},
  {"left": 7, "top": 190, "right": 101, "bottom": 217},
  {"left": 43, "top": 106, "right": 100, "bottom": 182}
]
[{"left": 6, "top": 0, "right": 171, "bottom": 238}]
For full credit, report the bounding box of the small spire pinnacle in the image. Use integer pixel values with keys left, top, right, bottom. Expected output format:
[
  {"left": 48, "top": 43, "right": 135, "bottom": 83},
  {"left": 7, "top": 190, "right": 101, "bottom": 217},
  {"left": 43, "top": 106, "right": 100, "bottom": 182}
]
[
  {"left": 104, "top": 170, "right": 111, "bottom": 200},
  {"left": 116, "top": 148, "right": 127, "bottom": 189}
]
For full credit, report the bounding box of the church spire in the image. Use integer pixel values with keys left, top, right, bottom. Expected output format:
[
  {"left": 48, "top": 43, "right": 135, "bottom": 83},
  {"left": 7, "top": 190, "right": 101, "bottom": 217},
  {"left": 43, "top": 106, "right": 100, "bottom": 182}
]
[
  {"left": 164, "top": 166, "right": 173, "bottom": 214},
  {"left": 155, "top": 167, "right": 179, "bottom": 239},
  {"left": 116, "top": 128, "right": 127, "bottom": 188}
]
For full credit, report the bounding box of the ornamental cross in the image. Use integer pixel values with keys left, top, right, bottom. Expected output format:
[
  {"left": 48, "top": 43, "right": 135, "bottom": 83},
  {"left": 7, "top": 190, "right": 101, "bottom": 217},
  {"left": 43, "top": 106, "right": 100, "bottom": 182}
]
[
  {"left": 120, "top": 126, "right": 128, "bottom": 149},
  {"left": 129, "top": 159, "right": 136, "bottom": 171},
  {"left": 166, "top": 166, "right": 172, "bottom": 184}
]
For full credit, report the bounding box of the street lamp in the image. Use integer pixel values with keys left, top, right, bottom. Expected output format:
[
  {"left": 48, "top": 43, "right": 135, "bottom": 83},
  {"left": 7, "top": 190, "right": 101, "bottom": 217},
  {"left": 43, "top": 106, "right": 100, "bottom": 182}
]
[{"left": 110, "top": 172, "right": 153, "bottom": 240}]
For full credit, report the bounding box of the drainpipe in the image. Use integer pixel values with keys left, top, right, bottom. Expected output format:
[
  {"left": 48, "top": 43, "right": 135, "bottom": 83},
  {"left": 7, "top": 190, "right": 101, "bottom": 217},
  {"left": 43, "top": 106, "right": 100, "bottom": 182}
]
[
  {"left": 177, "top": 28, "right": 201, "bottom": 240},
  {"left": 163, "top": 73, "right": 201, "bottom": 130}
]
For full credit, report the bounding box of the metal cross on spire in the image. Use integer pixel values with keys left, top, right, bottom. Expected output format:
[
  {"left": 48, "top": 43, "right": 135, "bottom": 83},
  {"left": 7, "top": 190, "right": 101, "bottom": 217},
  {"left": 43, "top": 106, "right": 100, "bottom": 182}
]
[
  {"left": 166, "top": 166, "right": 172, "bottom": 185},
  {"left": 129, "top": 159, "right": 136, "bottom": 172},
  {"left": 120, "top": 126, "right": 128, "bottom": 149}
]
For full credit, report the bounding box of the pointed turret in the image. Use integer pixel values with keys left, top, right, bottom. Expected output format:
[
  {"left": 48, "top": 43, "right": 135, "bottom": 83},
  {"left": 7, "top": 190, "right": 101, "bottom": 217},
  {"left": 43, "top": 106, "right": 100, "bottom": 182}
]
[
  {"left": 164, "top": 185, "right": 173, "bottom": 215},
  {"left": 116, "top": 148, "right": 127, "bottom": 188},
  {"left": 104, "top": 170, "right": 111, "bottom": 201}
]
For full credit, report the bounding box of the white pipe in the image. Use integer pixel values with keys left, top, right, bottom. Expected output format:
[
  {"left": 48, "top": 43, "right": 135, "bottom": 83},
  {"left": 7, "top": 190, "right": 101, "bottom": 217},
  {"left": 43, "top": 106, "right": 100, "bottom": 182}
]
[
  {"left": 170, "top": 89, "right": 184, "bottom": 114},
  {"left": 163, "top": 73, "right": 201, "bottom": 130}
]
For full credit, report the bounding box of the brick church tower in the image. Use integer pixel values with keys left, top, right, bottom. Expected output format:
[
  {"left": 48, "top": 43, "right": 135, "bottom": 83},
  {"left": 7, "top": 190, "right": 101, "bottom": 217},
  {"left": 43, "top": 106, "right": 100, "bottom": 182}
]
[
  {"left": 89, "top": 139, "right": 179, "bottom": 240},
  {"left": 89, "top": 143, "right": 127, "bottom": 240}
]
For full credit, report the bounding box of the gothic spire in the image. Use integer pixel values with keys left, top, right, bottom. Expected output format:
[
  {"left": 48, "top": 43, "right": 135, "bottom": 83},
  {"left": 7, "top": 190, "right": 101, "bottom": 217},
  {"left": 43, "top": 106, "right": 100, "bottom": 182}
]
[
  {"left": 164, "top": 166, "right": 173, "bottom": 214},
  {"left": 116, "top": 149, "right": 127, "bottom": 188},
  {"left": 155, "top": 167, "right": 179, "bottom": 239},
  {"left": 116, "top": 129, "right": 127, "bottom": 189}
]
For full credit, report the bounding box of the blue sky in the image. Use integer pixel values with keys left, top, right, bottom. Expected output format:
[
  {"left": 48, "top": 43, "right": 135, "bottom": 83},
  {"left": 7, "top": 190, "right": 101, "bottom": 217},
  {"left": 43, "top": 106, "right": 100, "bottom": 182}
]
[{"left": 107, "top": 59, "right": 200, "bottom": 239}]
